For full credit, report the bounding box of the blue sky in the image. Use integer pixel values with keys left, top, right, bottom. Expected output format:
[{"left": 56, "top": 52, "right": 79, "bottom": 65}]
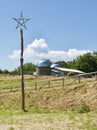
[{"left": 0, "top": 0, "right": 97, "bottom": 70}]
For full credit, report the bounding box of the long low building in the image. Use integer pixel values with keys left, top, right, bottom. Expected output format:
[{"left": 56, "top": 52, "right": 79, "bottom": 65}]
[{"left": 35, "top": 59, "right": 84, "bottom": 76}]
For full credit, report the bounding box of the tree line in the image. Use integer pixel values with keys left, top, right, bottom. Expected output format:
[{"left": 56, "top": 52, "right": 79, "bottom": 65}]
[
  {"left": 0, "top": 52, "right": 97, "bottom": 75},
  {"left": 0, "top": 63, "right": 36, "bottom": 75},
  {"left": 55, "top": 52, "right": 97, "bottom": 73}
]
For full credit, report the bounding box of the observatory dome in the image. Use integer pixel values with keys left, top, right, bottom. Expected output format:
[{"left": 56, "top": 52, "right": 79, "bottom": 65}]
[{"left": 38, "top": 59, "right": 51, "bottom": 67}]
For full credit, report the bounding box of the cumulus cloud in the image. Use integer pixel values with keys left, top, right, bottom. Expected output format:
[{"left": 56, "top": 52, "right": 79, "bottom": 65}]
[
  {"left": 9, "top": 38, "right": 91, "bottom": 64},
  {"left": 9, "top": 50, "right": 20, "bottom": 59}
]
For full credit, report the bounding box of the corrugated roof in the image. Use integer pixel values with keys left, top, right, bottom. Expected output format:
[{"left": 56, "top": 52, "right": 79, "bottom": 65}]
[
  {"left": 50, "top": 64, "right": 60, "bottom": 68},
  {"left": 54, "top": 67, "right": 84, "bottom": 74}
]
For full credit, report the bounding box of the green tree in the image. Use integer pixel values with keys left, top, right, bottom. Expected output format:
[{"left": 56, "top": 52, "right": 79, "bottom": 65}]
[
  {"left": 67, "top": 60, "right": 76, "bottom": 69},
  {"left": 10, "top": 63, "right": 36, "bottom": 75},
  {"left": 23, "top": 63, "right": 36, "bottom": 75},
  {"left": 0, "top": 69, "right": 3, "bottom": 74},
  {"left": 55, "top": 61, "right": 68, "bottom": 68},
  {"left": 75, "top": 52, "right": 97, "bottom": 72},
  {"left": 10, "top": 67, "right": 20, "bottom": 75},
  {"left": 3, "top": 69, "right": 9, "bottom": 74}
]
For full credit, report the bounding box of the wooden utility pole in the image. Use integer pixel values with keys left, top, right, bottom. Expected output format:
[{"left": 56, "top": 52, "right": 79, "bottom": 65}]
[
  {"left": 13, "top": 12, "right": 30, "bottom": 111},
  {"left": 20, "top": 29, "right": 25, "bottom": 111}
]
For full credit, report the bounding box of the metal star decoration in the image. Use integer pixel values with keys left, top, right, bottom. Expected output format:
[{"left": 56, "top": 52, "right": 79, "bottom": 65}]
[{"left": 13, "top": 12, "right": 30, "bottom": 29}]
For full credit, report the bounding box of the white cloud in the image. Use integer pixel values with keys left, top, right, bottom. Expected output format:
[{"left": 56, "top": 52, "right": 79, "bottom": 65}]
[
  {"left": 9, "top": 50, "right": 20, "bottom": 59},
  {"left": 9, "top": 38, "right": 91, "bottom": 64}
]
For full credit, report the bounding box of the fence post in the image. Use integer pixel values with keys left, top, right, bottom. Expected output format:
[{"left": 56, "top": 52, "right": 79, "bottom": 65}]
[
  {"left": 79, "top": 76, "right": 81, "bottom": 83},
  {"left": 35, "top": 82, "right": 37, "bottom": 90},
  {"left": 48, "top": 80, "right": 50, "bottom": 88},
  {"left": 62, "top": 78, "right": 64, "bottom": 88}
]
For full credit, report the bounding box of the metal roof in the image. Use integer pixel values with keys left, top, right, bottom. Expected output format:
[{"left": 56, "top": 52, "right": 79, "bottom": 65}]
[
  {"left": 54, "top": 67, "right": 84, "bottom": 74},
  {"left": 38, "top": 59, "right": 51, "bottom": 67},
  {"left": 50, "top": 64, "right": 60, "bottom": 68}
]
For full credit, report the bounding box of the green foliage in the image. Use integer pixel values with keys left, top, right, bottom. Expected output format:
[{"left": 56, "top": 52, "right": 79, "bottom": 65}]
[
  {"left": 75, "top": 52, "right": 97, "bottom": 72},
  {"left": 3, "top": 69, "right": 9, "bottom": 74},
  {"left": 0, "top": 69, "right": 9, "bottom": 74},
  {"left": 10, "top": 67, "right": 20, "bottom": 75},
  {"left": 10, "top": 63, "right": 36, "bottom": 75},
  {"left": 0, "top": 69, "right": 3, "bottom": 74},
  {"left": 55, "top": 61, "right": 68, "bottom": 68},
  {"left": 55, "top": 52, "right": 97, "bottom": 73},
  {"left": 23, "top": 63, "right": 36, "bottom": 75},
  {"left": 67, "top": 60, "right": 76, "bottom": 69},
  {"left": 8, "top": 127, "right": 14, "bottom": 130},
  {"left": 67, "top": 72, "right": 74, "bottom": 76},
  {"left": 77, "top": 103, "right": 90, "bottom": 113}
]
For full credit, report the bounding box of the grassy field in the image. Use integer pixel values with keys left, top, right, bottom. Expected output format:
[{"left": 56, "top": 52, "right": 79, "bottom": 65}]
[
  {"left": 0, "top": 74, "right": 97, "bottom": 130},
  {"left": 0, "top": 109, "right": 97, "bottom": 130}
]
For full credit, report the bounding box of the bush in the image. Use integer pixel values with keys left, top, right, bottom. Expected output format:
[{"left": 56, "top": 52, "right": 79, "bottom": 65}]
[
  {"left": 67, "top": 72, "right": 74, "bottom": 76},
  {"left": 77, "top": 103, "right": 90, "bottom": 113}
]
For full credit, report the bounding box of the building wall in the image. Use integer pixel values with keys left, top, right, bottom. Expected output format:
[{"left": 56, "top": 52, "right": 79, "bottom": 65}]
[{"left": 36, "top": 67, "right": 51, "bottom": 75}]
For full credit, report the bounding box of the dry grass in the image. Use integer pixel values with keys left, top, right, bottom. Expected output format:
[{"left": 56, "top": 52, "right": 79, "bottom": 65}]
[
  {"left": 0, "top": 74, "right": 97, "bottom": 110},
  {"left": 0, "top": 75, "right": 97, "bottom": 129}
]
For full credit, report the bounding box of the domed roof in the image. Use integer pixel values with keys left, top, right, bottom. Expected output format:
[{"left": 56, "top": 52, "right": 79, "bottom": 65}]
[
  {"left": 38, "top": 59, "right": 51, "bottom": 67},
  {"left": 50, "top": 63, "right": 60, "bottom": 68}
]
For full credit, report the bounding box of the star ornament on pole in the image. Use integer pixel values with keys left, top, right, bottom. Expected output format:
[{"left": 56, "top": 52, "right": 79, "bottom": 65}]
[
  {"left": 13, "top": 12, "right": 30, "bottom": 29},
  {"left": 13, "top": 12, "right": 30, "bottom": 111}
]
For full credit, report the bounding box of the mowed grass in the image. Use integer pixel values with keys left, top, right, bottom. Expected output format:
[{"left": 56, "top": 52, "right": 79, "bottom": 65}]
[
  {"left": 0, "top": 74, "right": 97, "bottom": 130},
  {"left": 0, "top": 109, "right": 97, "bottom": 130}
]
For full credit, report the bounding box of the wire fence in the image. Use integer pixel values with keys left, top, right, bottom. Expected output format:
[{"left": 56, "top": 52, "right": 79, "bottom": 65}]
[
  {"left": 26, "top": 71, "right": 97, "bottom": 90},
  {"left": 0, "top": 71, "right": 97, "bottom": 93}
]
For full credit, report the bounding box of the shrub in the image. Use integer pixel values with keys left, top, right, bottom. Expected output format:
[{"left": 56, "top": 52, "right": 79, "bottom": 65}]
[
  {"left": 67, "top": 72, "right": 74, "bottom": 76},
  {"left": 77, "top": 103, "right": 90, "bottom": 113}
]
